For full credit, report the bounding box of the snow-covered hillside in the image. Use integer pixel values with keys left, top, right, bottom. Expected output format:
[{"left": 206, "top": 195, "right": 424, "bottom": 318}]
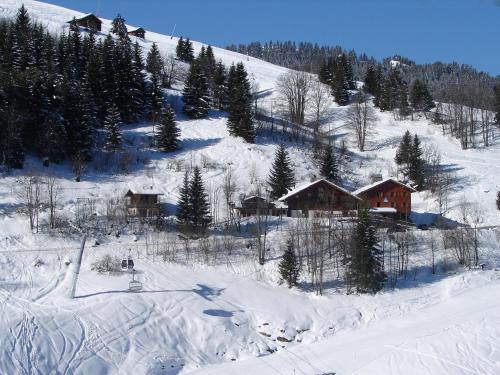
[{"left": 1, "top": 1, "right": 500, "bottom": 374}]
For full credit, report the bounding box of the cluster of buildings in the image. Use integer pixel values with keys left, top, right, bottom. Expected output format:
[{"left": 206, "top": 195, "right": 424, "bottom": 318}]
[
  {"left": 235, "top": 177, "right": 415, "bottom": 221},
  {"left": 124, "top": 177, "right": 415, "bottom": 222},
  {"left": 67, "top": 13, "right": 146, "bottom": 38},
  {"left": 68, "top": 15, "right": 414, "bottom": 223}
]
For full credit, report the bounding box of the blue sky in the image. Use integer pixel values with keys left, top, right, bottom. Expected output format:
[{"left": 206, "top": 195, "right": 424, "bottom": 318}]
[{"left": 44, "top": 0, "right": 500, "bottom": 76}]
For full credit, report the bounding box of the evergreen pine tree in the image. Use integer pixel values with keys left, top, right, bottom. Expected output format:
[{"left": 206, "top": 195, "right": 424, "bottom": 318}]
[
  {"left": 113, "top": 36, "right": 135, "bottom": 123},
  {"left": 99, "top": 34, "right": 117, "bottom": 118},
  {"left": 320, "top": 145, "right": 339, "bottom": 182},
  {"left": 12, "top": 5, "right": 35, "bottom": 72},
  {"left": 176, "top": 171, "right": 191, "bottom": 225},
  {"left": 409, "top": 134, "right": 425, "bottom": 189},
  {"left": 104, "top": 104, "right": 122, "bottom": 151},
  {"left": 157, "top": 104, "right": 180, "bottom": 152},
  {"left": 379, "top": 69, "right": 405, "bottom": 112},
  {"left": 111, "top": 14, "right": 129, "bottom": 42},
  {"left": 395, "top": 130, "right": 413, "bottom": 167},
  {"left": 182, "top": 60, "right": 210, "bottom": 119},
  {"left": 176, "top": 37, "right": 185, "bottom": 61},
  {"left": 331, "top": 57, "right": 349, "bottom": 106},
  {"left": 497, "top": 191, "right": 500, "bottom": 211},
  {"left": 343, "top": 54, "right": 355, "bottom": 90},
  {"left": 0, "top": 85, "right": 25, "bottom": 169},
  {"left": 188, "top": 166, "right": 211, "bottom": 231},
  {"left": 146, "top": 43, "right": 162, "bottom": 79},
  {"left": 346, "top": 209, "right": 385, "bottom": 294},
  {"left": 364, "top": 65, "right": 379, "bottom": 96},
  {"left": 318, "top": 59, "right": 334, "bottom": 85},
  {"left": 150, "top": 75, "right": 163, "bottom": 122},
  {"left": 130, "top": 41, "right": 147, "bottom": 120},
  {"left": 410, "top": 79, "right": 434, "bottom": 113},
  {"left": 212, "top": 60, "right": 227, "bottom": 110},
  {"left": 278, "top": 239, "right": 299, "bottom": 288},
  {"left": 3, "top": 113, "right": 25, "bottom": 169},
  {"left": 184, "top": 38, "right": 194, "bottom": 62},
  {"left": 268, "top": 144, "right": 295, "bottom": 200},
  {"left": 227, "top": 62, "right": 255, "bottom": 142},
  {"left": 205, "top": 45, "right": 215, "bottom": 68},
  {"left": 68, "top": 17, "right": 79, "bottom": 33}
]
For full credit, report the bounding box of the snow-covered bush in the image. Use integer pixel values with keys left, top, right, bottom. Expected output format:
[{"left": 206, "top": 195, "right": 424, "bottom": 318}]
[{"left": 91, "top": 254, "right": 121, "bottom": 273}]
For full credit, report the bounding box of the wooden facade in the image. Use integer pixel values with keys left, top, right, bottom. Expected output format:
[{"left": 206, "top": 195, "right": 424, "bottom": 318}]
[
  {"left": 128, "top": 27, "right": 146, "bottom": 38},
  {"left": 235, "top": 196, "right": 286, "bottom": 217},
  {"left": 68, "top": 14, "right": 102, "bottom": 31},
  {"left": 125, "top": 189, "right": 162, "bottom": 218},
  {"left": 278, "top": 179, "right": 361, "bottom": 218},
  {"left": 354, "top": 178, "right": 415, "bottom": 218}
]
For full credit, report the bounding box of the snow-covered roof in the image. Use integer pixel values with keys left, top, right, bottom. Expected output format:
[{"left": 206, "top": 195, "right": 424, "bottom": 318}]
[
  {"left": 369, "top": 207, "right": 397, "bottom": 214},
  {"left": 125, "top": 187, "right": 164, "bottom": 196},
  {"left": 242, "top": 195, "right": 266, "bottom": 201},
  {"left": 353, "top": 178, "right": 416, "bottom": 196},
  {"left": 128, "top": 27, "right": 144, "bottom": 32},
  {"left": 278, "top": 179, "right": 362, "bottom": 202},
  {"left": 68, "top": 13, "right": 101, "bottom": 21}
]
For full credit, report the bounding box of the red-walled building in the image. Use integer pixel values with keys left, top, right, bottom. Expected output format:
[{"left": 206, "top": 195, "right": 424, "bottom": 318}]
[{"left": 353, "top": 178, "right": 416, "bottom": 219}]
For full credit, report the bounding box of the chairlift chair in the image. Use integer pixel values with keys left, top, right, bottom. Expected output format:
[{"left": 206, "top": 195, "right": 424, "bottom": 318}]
[{"left": 128, "top": 269, "right": 143, "bottom": 292}]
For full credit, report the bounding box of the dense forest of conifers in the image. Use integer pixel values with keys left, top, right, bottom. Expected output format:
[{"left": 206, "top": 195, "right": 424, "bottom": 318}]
[
  {"left": 0, "top": 6, "right": 155, "bottom": 169},
  {"left": 0, "top": 6, "right": 257, "bottom": 171},
  {"left": 227, "top": 41, "right": 500, "bottom": 114}
]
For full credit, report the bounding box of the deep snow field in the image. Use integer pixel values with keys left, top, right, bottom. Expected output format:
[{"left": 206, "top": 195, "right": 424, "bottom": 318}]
[{"left": 1, "top": 1, "right": 500, "bottom": 374}]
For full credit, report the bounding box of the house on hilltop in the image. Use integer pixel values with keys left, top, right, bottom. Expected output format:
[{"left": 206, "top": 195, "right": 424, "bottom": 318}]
[
  {"left": 353, "top": 178, "right": 415, "bottom": 219},
  {"left": 67, "top": 14, "right": 102, "bottom": 31},
  {"left": 278, "top": 179, "right": 361, "bottom": 218},
  {"left": 125, "top": 188, "right": 163, "bottom": 218},
  {"left": 127, "top": 27, "right": 146, "bottom": 39}
]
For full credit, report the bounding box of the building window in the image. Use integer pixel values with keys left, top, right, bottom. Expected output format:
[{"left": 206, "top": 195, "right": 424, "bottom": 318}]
[
  {"left": 377, "top": 202, "right": 381, "bottom": 207},
  {"left": 391, "top": 202, "right": 395, "bottom": 208},
  {"left": 390, "top": 191, "right": 395, "bottom": 197},
  {"left": 403, "top": 192, "right": 407, "bottom": 197},
  {"left": 403, "top": 202, "right": 406, "bottom": 208}
]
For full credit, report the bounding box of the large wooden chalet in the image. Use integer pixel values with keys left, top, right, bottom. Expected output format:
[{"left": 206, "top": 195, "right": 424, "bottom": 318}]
[
  {"left": 235, "top": 196, "right": 286, "bottom": 217},
  {"left": 125, "top": 188, "right": 163, "bottom": 218},
  {"left": 127, "top": 27, "right": 146, "bottom": 39},
  {"left": 67, "top": 14, "right": 102, "bottom": 31},
  {"left": 278, "top": 179, "right": 361, "bottom": 218},
  {"left": 353, "top": 178, "right": 415, "bottom": 219}
]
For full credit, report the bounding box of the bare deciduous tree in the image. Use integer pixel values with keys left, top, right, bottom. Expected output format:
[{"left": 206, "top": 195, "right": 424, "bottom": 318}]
[
  {"left": 253, "top": 182, "right": 270, "bottom": 265},
  {"left": 345, "top": 93, "right": 376, "bottom": 152},
  {"left": 161, "top": 53, "right": 182, "bottom": 88},
  {"left": 17, "top": 174, "right": 42, "bottom": 232},
  {"left": 222, "top": 166, "right": 237, "bottom": 225},
  {"left": 45, "top": 175, "right": 61, "bottom": 229},
  {"left": 276, "top": 70, "right": 312, "bottom": 138},
  {"left": 310, "top": 79, "right": 330, "bottom": 133}
]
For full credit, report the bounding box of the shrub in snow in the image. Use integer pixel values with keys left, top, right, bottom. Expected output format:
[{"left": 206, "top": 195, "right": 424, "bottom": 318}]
[{"left": 91, "top": 254, "right": 121, "bottom": 273}]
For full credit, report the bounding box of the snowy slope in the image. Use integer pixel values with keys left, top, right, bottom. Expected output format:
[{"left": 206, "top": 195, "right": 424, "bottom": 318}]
[{"left": 0, "top": 1, "right": 500, "bottom": 374}]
